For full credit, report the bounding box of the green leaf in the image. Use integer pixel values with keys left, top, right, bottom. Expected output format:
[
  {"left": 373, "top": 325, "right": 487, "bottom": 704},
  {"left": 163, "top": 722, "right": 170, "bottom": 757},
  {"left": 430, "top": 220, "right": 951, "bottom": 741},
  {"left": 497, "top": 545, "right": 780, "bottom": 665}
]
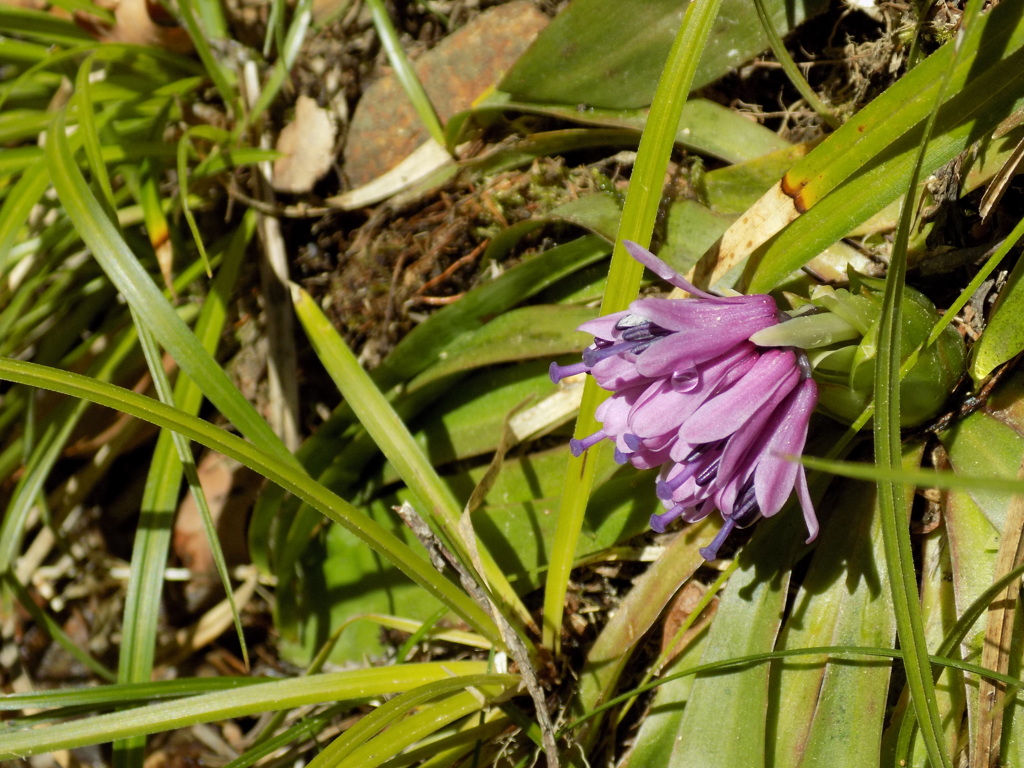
[
  {"left": 570, "top": 521, "right": 711, "bottom": 753},
  {"left": 619, "top": 630, "right": 710, "bottom": 768},
  {"left": 543, "top": 0, "right": 727, "bottom": 653},
  {"left": 401, "top": 361, "right": 568, "bottom": 470},
  {"left": 250, "top": 235, "right": 611, "bottom": 575},
  {"left": 276, "top": 512, "right": 447, "bottom": 664},
  {"left": 290, "top": 284, "right": 530, "bottom": 642},
  {"left": 458, "top": 95, "right": 791, "bottom": 165},
  {"left": 115, "top": 214, "right": 255, "bottom": 768},
  {"left": 409, "top": 305, "right": 595, "bottom": 386},
  {"left": 662, "top": 199, "right": 736, "bottom": 277},
  {"left": 0, "top": 677, "right": 262, "bottom": 711},
  {"left": 703, "top": 142, "right": 816, "bottom": 214},
  {"left": 941, "top": 406, "right": 1024, "bottom": 530},
  {"left": 709, "top": 0, "right": 1024, "bottom": 294},
  {"left": 0, "top": 329, "right": 139, "bottom": 576},
  {"left": 655, "top": 513, "right": 801, "bottom": 768},
  {"left": 44, "top": 110, "right": 297, "bottom": 470},
  {"left": 970, "top": 250, "right": 1024, "bottom": 381},
  {"left": 499, "top": 0, "right": 826, "bottom": 109},
  {"left": 285, "top": 445, "right": 660, "bottom": 664},
  {"left": 0, "top": 357, "right": 501, "bottom": 646},
  {"left": 937, "top": 390, "right": 1024, "bottom": 762},
  {"left": 769, "top": 448, "right": 912, "bottom": 767},
  {"left": 0, "top": 4, "right": 92, "bottom": 45},
  {"left": 867, "top": 0, "right": 979, "bottom": 760},
  {"left": 0, "top": 663, "right": 495, "bottom": 758},
  {"left": 306, "top": 675, "right": 513, "bottom": 767}
]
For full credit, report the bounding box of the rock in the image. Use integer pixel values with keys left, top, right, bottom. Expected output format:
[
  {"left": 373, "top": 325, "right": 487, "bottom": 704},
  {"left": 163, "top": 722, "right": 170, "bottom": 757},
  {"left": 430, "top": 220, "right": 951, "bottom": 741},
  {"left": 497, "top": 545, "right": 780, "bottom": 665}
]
[{"left": 343, "top": 1, "right": 548, "bottom": 187}]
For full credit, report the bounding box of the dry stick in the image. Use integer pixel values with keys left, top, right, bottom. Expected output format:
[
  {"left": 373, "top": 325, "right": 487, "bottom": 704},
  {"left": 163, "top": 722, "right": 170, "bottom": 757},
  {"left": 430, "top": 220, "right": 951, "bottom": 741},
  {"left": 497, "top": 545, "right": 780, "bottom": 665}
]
[
  {"left": 980, "top": 135, "right": 1024, "bottom": 222},
  {"left": 396, "top": 501, "right": 560, "bottom": 768},
  {"left": 239, "top": 61, "right": 301, "bottom": 451},
  {"left": 973, "top": 456, "right": 1024, "bottom": 768}
]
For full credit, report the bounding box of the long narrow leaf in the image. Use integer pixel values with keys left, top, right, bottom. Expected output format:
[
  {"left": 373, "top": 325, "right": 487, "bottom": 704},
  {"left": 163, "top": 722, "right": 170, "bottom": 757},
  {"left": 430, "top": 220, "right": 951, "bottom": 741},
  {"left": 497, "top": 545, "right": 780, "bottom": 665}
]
[
  {"left": 870, "top": 6, "right": 984, "bottom": 767},
  {"left": 306, "top": 675, "right": 514, "bottom": 765},
  {"left": 44, "top": 111, "right": 295, "bottom": 469},
  {"left": 0, "top": 357, "right": 501, "bottom": 645},
  {"left": 290, "top": 285, "right": 526, "bottom": 645},
  {"left": 543, "top": 0, "right": 725, "bottom": 652},
  {"left": 364, "top": 0, "right": 445, "bottom": 147},
  {"left": 0, "top": 662, "right": 493, "bottom": 758}
]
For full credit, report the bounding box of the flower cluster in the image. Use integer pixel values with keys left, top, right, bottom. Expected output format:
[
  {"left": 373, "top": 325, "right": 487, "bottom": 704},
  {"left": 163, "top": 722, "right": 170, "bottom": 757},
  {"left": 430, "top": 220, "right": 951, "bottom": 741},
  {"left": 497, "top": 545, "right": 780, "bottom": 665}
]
[{"left": 550, "top": 242, "right": 818, "bottom": 560}]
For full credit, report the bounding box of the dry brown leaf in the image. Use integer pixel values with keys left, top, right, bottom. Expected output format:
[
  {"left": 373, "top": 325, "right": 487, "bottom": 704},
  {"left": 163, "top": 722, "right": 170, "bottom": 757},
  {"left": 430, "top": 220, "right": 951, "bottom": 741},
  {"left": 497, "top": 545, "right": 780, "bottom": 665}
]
[
  {"left": 343, "top": 0, "right": 548, "bottom": 186},
  {"left": 272, "top": 95, "right": 337, "bottom": 194},
  {"left": 659, "top": 581, "right": 717, "bottom": 667},
  {"left": 692, "top": 177, "right": 803, "bottom": 291},
  {"left": 973, "top": 456, "right": 1024, "bottom": 768},
  {"left": 74, "top": 0, "right": 194, "bottom": 54},
  {"left": 173, "top": 454, "right": 258, "bottom": 611}
]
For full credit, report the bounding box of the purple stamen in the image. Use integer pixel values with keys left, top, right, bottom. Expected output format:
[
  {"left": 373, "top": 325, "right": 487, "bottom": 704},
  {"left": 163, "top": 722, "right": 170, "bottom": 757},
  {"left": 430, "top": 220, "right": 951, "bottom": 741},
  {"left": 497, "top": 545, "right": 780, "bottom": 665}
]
[
  {"left": 730, "top": 483, "right": 761, "bottom": 527},
  {"left": 650, "top": 503, "right": 687, "bottom": 533},
  {"left": 656, "top": 463, "right": 701, "bottom": 500},
  {"left": 699, "top": 517, "right": 738, "bottom": 561},
  {"left": 620, "top": 323, "right": 655, "bottom": 341},
  {"left": 583, "top": 340, "right": 652, "bottom": 367},
  {"left": 570, "top": 431, "right": 606, "bottom": 457},
  {"left": 695, "top": 458, "right": 721, "bottom": 487},
  {"left": 549, "top": 361, "right": 589, "bottom": 383}
]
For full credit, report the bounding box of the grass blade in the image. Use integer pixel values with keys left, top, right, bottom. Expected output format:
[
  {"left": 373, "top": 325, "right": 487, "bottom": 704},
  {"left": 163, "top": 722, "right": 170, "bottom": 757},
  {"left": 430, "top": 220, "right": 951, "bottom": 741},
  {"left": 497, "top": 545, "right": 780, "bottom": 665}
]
[
  {"left": 751, "top": 0, "right": 839, "bottom": 129},
  {"left": 305, "top": 675, "right": 512, "bottom": 765},
  {"left": 0, "top": 662, "right": 496, "bottom": 758},
  {"left": 290, "top": 284, "right": 526, "bottom": 644},
  {"left": 0, "top": 357, "right": 502, "bottom": 646},
  {"left": 364, "top": 0, "right": 446, "bottom": 148},
  {"left": 869, "top": 7, "right": 985, "bottom": 768},
  {"left": 44, "top": 110, "right": 296, "bottom": 468},
  {"left": 111, "top": 234, "right": 247, "bottom": 768},
  {"left": 543, "top": 0, "right": 726, "bottom": 653}
]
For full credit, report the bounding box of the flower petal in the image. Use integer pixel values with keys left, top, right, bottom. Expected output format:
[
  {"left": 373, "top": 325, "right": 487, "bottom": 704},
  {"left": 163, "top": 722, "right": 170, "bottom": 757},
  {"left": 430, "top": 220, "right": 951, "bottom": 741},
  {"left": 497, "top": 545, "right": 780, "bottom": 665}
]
[
  {"left": 577, "top": 310, "right": 633, "bottom": 339},
  {"left": 753, "top": 378, "right": 818, "bottom": 518},
  {"left": 796, "top": 465, "right": 818, "bottom": 542},
  {"left": 679, "top": 350, "right": 800, "bottom": 445},
  {"left": 630, "top": 296, "right": 777, "bottom": 333},
  {"left": 590, "top": 354, "right": 651, "bottom": 390},
  {"left": 633, "top": 312, "right": 775, "bottom": 376},
  {"left": 717, "top": 366, "right": 802, "bottom": 481},
  {"left": 623, "top": 240, "right": 751, "bottom": 301}
]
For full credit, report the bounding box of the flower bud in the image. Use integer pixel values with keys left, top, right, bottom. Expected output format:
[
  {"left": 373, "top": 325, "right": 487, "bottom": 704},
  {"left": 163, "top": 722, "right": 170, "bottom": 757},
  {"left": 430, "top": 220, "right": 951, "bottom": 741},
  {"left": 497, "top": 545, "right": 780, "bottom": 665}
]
[{"left": 797, "top": 274, "right": 966, "bottom": 427}]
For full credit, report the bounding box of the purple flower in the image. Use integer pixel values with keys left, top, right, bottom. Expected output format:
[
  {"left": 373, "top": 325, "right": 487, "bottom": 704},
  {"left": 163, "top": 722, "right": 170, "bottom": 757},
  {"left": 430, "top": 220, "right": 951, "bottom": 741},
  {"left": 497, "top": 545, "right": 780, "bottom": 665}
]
[{"left": 550, "top": 241, "right": 819, "bottom": 560}]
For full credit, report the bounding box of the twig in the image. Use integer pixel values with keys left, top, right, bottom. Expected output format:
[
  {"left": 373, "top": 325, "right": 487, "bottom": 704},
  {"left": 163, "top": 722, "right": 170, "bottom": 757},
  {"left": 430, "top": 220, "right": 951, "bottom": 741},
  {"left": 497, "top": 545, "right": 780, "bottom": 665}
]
[
  {"left": 225, "top": 181, "right": 332, "bottom": 218},
  {"left": 238, "top": 61, "right": 301, "bottom": 451},
  {"left": 395, "top": 502, "right": 560, "bottom": 768}
]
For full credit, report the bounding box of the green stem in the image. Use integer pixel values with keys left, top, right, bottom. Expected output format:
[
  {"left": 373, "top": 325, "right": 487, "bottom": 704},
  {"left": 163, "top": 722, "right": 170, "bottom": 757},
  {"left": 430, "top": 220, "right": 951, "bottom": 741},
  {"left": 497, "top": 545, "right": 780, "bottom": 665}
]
[
  {"left": 752, "top": 0, "right": 840, "bottom": 129},
  {"left": 541, "top": 0, "right": 726, "bottom": 653},
  {"left": 365, "top": 0, "right": 447, "bottom": 149},
  {"left": 870, "top": 5, "right": 983, "bottom": 768}
]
